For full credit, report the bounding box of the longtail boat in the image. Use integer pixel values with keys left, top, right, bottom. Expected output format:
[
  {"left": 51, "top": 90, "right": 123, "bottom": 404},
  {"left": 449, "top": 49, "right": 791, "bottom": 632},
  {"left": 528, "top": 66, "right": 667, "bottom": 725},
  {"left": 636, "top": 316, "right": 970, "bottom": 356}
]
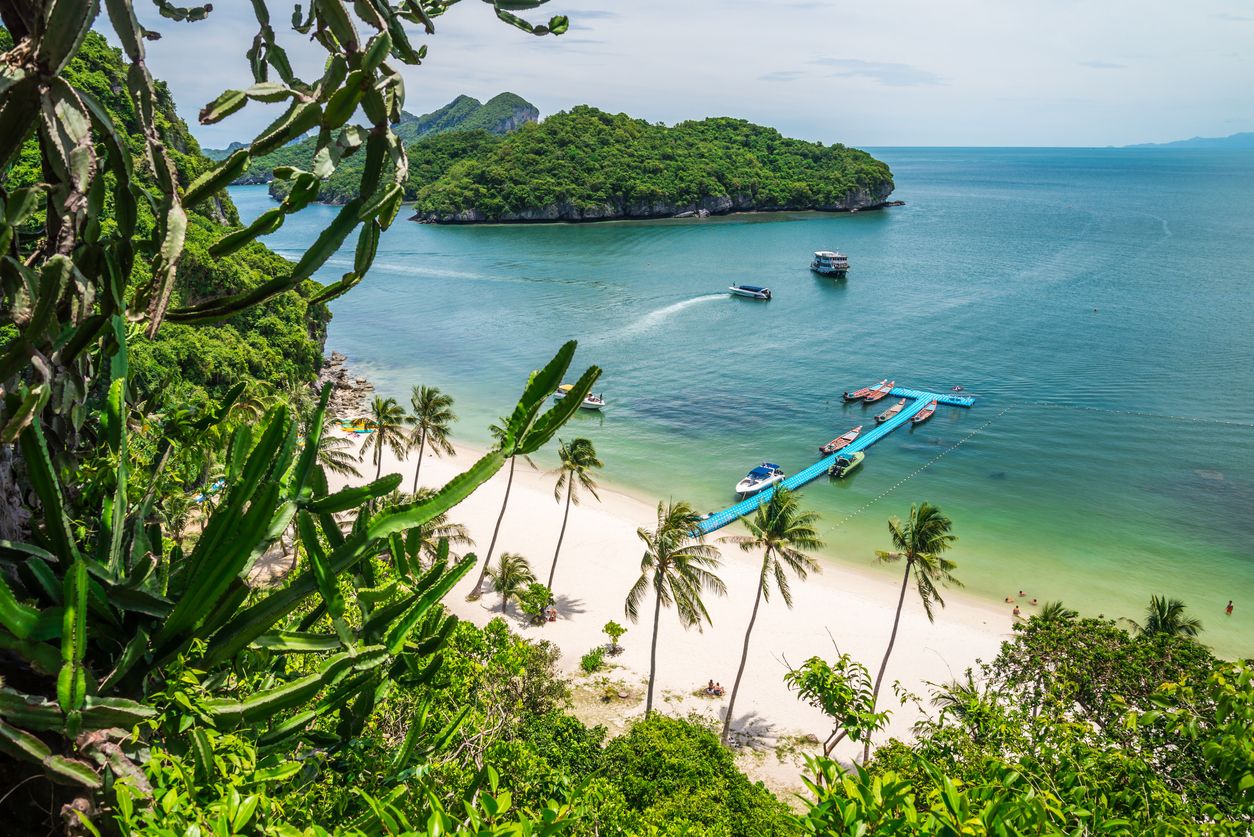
[
  {"left": 819, "top": 425, "right": 862, "bottom": 456},
  {"left": 843, "top": 380, "right": 886, "bottom": 402},
  {"left": 863, "top": 380, "right": 895, "bottom": 403},
  {"left": 912, "top": 400, "right": 938, "bottom": 424},
  {"left": 875, "top": 398, "right": 906, "bottom": 424}
]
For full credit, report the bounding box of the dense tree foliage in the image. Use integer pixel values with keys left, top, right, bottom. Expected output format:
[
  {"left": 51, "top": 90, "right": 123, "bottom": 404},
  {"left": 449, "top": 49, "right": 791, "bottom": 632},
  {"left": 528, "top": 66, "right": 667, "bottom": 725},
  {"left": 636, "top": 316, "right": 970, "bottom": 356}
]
[
  {"left": 0, "top": 29, "right": 326, "bottom": 404},
  {"left": 412, "top": 106, "right": 895, "bottom": 221}
]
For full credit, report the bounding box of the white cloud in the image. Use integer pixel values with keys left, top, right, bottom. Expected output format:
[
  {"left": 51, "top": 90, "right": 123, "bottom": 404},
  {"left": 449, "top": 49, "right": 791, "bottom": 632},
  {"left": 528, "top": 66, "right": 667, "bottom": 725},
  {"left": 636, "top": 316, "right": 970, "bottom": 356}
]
[{"left": 113, "top": 0, "right": 1254, "bottom": 147}]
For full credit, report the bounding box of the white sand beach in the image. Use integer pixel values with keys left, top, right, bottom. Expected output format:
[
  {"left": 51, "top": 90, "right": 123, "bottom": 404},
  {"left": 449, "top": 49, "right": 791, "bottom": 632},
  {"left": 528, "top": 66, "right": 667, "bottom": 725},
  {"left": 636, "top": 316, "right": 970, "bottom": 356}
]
[{"left": 330, "top": 432, "right": 1012, "bottom": 781}]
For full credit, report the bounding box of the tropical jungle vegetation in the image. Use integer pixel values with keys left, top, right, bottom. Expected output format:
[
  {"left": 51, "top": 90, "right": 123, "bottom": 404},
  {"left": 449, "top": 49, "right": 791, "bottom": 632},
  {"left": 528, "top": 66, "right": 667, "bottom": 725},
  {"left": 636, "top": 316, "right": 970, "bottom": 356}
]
[{"left": 1, "top": 2, "right": 1250, "bottom": 835}]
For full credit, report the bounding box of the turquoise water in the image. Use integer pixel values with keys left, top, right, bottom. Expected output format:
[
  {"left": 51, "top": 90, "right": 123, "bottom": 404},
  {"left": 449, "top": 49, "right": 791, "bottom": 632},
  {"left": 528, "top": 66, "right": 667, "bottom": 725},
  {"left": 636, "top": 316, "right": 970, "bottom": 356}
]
[{"left": 229, "top": 147, "right": 1254, "bottom": 658}]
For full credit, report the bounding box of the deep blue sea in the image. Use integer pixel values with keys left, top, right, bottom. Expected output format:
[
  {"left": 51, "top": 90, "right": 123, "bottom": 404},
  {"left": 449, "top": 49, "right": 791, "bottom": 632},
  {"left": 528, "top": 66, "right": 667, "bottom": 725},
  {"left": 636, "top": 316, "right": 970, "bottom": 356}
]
[{"left": 230, "top": 147, "right": 1254, "bottom": 657}]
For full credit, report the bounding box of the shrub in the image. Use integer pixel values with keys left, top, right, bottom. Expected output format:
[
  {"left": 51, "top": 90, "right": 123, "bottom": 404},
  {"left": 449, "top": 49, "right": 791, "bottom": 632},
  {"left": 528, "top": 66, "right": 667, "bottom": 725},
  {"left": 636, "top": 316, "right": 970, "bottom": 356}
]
[
  {"left": 581, "top": 646, "right": 606, "bottom": 673},
  {"left": 603, "top": 619, "right": 627, "bottom": 654}
]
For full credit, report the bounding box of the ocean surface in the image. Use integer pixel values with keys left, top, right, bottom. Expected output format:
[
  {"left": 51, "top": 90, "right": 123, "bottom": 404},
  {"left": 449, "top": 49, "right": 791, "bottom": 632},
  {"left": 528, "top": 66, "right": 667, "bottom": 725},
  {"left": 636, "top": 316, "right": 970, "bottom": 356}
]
[{"left": 229, "top": 147, "right": 1254, "bottom": 658}]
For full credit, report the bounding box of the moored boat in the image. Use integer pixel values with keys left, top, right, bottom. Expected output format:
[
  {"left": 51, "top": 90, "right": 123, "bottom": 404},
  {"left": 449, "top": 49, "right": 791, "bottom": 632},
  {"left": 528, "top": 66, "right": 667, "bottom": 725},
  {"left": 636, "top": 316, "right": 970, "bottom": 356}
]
[
  {"left": 729, "top": 284, "right": 772, "bottom": 300},
  {"left": 912, "top": 400, "right": 938, "bottom": 424},
  {"left": 819, "top": 425, "right": 862, "bottom": 456},
  {"left": 863, "top": 380, "right": 895, "bottom": 403},
  {"left": 810, "top": 250, "right": 850, "bottom": 276},
  {"left": 875, "top": 398, "right": 906, "bottom": 424},
  {"left": 828, "top": 451, "right": 865, "bottom": 478},
  {"left": 553, "top": 384, "right": 606, "bottom": 411},
  {"left": 843, "top": 379, "right": 886, "bottom": 401},
  {"left": 735, "top": 462, "right": 785, "bottom": 496}
]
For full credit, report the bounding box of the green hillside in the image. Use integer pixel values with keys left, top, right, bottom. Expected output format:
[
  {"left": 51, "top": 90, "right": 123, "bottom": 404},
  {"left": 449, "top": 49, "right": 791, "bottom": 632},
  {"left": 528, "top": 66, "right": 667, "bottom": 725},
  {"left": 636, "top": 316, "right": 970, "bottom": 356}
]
[
  {"left": 0, "top": 30, "right": 326, "bottom": 403},
  {"left": 220, "top": 92, "right": 538, "bottom": 200},
  {"left": 411, "top": 106, "right": 896, "bottom": 222}
]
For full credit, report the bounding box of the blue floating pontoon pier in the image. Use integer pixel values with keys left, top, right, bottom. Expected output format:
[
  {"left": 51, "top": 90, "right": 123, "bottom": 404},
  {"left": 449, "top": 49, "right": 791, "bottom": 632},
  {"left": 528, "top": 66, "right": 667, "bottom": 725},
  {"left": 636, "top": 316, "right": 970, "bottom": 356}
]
[{"left": 694, "top": 386, "right": 975, "bottom": 536}]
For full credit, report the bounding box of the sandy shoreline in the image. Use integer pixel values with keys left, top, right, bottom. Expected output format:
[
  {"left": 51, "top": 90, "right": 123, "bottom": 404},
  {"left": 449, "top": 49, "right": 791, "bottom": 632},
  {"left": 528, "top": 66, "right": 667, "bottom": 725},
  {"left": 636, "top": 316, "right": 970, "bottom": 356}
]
[{"left": 328, "top": 425, "right": 1012, "bottom": 778}]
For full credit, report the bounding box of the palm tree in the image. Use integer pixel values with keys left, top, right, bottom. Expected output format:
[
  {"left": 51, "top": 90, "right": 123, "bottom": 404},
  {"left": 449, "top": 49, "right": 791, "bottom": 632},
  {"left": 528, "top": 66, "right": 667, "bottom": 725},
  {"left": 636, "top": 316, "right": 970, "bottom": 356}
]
[
  {"left": 407, "top": 385, "right": 456, "bottom": 494},
  {"left": 1036, "top": 601, "right": 1078, "bottom": 623},
  {"left": 868, "top": 502, "right": 959, "bottom": 760},
  {"left": 625, "top": 500, "right": 726, "bottom": 715},
  {"left": 468, "top": 421, "right": 535, "bottom": 600},
  {"left": 547, "top": 438, "right": 602, "bottom": 592},
  {"left": 487, "top": 552, "right": 535, "bottom": 614},
  {"left": 361, "top": 396, "right": 409, "bottom": 482},
  {"left": 719, "top": 488, "right": 822, "bottom": 745},
  {"left": 316, "top": 425, "right": 363, "bottom": 478},
  {"left": 1128, "top": 595, "right": 1202, "bottom": 638}
]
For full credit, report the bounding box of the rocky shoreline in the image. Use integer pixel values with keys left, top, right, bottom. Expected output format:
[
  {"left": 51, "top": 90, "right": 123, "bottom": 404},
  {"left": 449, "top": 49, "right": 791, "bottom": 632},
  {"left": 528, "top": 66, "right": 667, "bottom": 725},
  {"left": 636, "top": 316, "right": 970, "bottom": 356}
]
[
  {"left": 316, "top": 352, "right": 374, "bottom": 419},
  {"left": 411, "top": 186, "right": 899, "bottom": 225}
]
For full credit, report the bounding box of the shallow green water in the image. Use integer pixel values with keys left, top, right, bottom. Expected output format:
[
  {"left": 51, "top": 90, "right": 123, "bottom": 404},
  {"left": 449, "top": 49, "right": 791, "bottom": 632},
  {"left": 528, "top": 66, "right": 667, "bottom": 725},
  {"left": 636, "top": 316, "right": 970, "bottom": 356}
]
[{"left": 230, "top": 147, "right": 1254, "bottom": 657}]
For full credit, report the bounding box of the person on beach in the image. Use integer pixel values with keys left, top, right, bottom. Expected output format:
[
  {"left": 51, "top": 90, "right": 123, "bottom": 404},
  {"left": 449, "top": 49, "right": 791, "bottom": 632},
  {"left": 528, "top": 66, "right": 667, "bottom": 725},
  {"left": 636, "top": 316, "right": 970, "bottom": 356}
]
[
  {"left": 1030, "top": 598, "right": 1038, "bottom": 606},
  {"left": 1018, "top": 590, "right": 1026, "bottom": 597},
  {"left": 1005, "top": 596, "right": 1014, "bottom": 603},
  {"left": 1012, "top": 606, "right": 1021, "bottom": 618},
  {"left": 706, "top": 680, "right": 716, "bottom": 695},
  {"left": 1227, "top": 600, "right": 1234, "bottom": 615}
]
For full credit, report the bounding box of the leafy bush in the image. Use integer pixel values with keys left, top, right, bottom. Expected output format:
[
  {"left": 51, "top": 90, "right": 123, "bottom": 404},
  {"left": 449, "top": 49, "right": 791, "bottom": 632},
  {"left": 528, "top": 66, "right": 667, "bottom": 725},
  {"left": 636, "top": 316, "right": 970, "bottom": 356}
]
[
  {"left": 519, "top": 582, "right": 555, "bottom": 625},
  {"left": 581, "top": 646, "right": 606, "bottom": 673},
  {"left": 603, "top": 619, "right": 626, "bottom": 654}
]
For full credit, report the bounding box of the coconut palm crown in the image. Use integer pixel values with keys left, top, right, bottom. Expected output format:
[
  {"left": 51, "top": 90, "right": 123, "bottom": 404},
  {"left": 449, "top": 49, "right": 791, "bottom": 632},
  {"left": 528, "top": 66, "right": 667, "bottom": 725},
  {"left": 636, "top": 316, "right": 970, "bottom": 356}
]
[
  {"left": 361, "top": 395, "right": 410, "bottom": 482},
  {"left": 408, "top": 385, "right": 457, "bottom": 493},
  {"left": 1130, "top": 595, "right": 1203, "bottom": 638}
]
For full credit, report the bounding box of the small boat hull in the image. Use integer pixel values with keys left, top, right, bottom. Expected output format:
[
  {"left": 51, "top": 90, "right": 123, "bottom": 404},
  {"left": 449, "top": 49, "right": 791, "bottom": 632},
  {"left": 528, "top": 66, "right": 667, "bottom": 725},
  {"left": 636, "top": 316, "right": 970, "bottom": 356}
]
[
  {"left": 819, "top": 425, "right": 862, "bottom": 456},
  {"left": 843, "top": 380, "right": 886, "bottom": 402},
  {"left": 863, "top": 380, "right": 895, "bottom": 403},
  {"left": 875, "top": 399, "right": 906, "bottom": 424},
  {"left": 735, "top": 463, "right": 785, "bottom": 496},
  {"left": 730, "top": 284, "right": 771, "bottom": 300},
  {"left": 912, "top": 401, "right": 938, "bottom": 424},
  {"left": 553, "top": 386, "right": 606, "bottom": 411},
  {"left": 829, "top": 451, "right": 865, "bottom": 478}
]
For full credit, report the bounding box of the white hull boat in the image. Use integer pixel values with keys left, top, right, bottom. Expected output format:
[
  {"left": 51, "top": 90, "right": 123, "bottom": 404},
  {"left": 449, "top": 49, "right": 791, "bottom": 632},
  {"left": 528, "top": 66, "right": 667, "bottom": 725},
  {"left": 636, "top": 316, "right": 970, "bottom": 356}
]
[
  {"left": 735, "top": 462, "right": 785, "bottom": 495},
  {"left": 729, "top": 284, "right": 772, "bottom": 300},
  {"left": 553, "top": 384, "right": 605, "bottom": 411},
  {"left": 811, "top": 250, "right": 850, "bottom": 276}
]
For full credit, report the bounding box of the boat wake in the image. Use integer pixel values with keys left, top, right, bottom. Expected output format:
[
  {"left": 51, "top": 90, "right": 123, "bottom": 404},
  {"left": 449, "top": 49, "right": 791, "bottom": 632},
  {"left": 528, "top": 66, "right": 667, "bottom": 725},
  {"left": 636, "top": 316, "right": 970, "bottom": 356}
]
[{"left": 619, "top": 293, "right": 724, "bottom": 337}]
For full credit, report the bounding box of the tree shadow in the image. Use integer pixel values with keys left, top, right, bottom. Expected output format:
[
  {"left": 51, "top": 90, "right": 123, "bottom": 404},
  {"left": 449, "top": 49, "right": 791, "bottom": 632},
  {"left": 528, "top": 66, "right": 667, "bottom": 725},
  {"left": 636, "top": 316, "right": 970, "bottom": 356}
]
[
  {"left": 553, "top": 593, "right": 587, "bottom": 618},
  {"left": 718, "top": 707, "right": 777, "bottom": 747}
]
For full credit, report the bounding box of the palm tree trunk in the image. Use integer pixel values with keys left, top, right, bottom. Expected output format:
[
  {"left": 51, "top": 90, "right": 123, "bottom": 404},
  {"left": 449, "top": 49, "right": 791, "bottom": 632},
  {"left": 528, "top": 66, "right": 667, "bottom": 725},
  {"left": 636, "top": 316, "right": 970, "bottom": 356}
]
[
  {"left": 722, "top": 559, "right": 768, "bottom": 746},
  {"left": 469, "top": 457, "right": 515, "bottom": 599},
  {"left": 547, "top": 480, "right": 573, "bottom": 590},
  {"left": 373, "top": 440, "right": 383, "bottom": 482},
  {"left": 866, "top": 561, "right": 911, "bottom": 762},
  {"left": 411, "top": 431, "right": 427, "bottom": 495},
  {"left": 646, "top": 581, "right": 663, "bottom": 715}
]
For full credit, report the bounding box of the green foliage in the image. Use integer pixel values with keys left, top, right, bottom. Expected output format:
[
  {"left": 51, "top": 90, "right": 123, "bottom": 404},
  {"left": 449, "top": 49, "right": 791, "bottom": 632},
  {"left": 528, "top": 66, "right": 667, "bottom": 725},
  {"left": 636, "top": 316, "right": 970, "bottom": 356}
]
[
  {"left": 600, "top": 715, "right": 797, "bottom": 836},
  {"left": 519, "top": 582, "right": 555, "bottom": 625},
  {"left": 785, "top": 653, "right": 889, "bottom": 756},
  {"left": 487, "top": 551, "right": 536, "bottom": 613},
  {"left": 802, "top": 611, "right": 1249, "bottom": 833},
  {"left": 411, "top": 106, "right": 895, "bottom": 221},
  {"left": 580, "top": 646, "right": 605, "bottom": 673},
  {"left": 602, "top": 619, "right": 626, "bottom": 654}
]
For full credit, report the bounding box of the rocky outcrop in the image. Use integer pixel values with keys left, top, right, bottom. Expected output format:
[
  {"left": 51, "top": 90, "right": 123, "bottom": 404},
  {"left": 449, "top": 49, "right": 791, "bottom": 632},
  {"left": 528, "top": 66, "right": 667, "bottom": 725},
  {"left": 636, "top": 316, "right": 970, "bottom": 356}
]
[
  {"left": 317, "top": 352, "right": 374, "bottom": 419},
  {"left": 411, "top": 182, "right": 896, "bottom": 224}
]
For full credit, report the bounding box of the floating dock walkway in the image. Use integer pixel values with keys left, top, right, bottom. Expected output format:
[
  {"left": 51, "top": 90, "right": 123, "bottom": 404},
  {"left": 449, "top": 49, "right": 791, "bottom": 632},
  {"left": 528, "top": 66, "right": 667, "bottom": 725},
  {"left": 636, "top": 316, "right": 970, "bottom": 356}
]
[{"left": 694, "top": 386, "right": 975, "bottom": 536}]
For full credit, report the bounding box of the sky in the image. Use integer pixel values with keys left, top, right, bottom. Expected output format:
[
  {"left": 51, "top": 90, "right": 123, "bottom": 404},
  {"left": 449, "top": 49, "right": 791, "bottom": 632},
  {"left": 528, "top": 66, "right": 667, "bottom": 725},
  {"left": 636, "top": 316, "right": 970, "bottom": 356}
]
[{"left": 125, "top": 0, "right": 1254, "bottom": 148}]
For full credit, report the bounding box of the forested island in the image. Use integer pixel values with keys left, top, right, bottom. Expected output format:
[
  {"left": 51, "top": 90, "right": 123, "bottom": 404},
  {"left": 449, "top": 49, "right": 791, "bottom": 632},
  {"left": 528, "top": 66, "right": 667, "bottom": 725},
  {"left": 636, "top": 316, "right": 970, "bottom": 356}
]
[
  {"left": 410, "top": 107, "right": 895, "bottom": 223},
  {"left": 224, "top": 100, "right": 895, "bottom": 223}
]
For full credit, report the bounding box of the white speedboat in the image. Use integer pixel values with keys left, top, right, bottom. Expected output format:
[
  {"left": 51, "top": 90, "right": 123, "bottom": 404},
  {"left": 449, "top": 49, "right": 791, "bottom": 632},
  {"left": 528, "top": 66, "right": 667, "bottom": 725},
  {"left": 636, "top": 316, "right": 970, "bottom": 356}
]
[
  {"left": 729, "top": 284, "right": 771, "bottom": 300},
  {"left": 735, "top": 462, "right": 785, "bottom": 496},
  {"left": 553, "top": 384, "right": 605, "bottom": 411},
  {"left": 810, "top": 250, "right": 849, "bottom": 276}
]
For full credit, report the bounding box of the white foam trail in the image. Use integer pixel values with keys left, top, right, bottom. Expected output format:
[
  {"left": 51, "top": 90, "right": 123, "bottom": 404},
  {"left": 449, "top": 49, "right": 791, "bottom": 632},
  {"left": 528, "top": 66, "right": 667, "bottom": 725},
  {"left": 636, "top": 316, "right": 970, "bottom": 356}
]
[{"left": 620, "top": 293, "right": 724, "bottom": 337}]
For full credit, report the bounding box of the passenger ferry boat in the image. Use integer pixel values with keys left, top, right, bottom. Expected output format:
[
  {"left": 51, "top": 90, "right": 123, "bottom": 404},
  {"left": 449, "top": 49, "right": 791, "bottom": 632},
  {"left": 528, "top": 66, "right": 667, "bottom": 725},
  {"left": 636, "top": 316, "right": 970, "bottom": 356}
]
[
  {"left": 810, "top": 250, "right": 850, "bottom": 277},
  {"left": 735, "top": 463, "right": 785, "bottom": 496},
  {"left": 553, "top": 384, "right": 606, "bottom": 411}
]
